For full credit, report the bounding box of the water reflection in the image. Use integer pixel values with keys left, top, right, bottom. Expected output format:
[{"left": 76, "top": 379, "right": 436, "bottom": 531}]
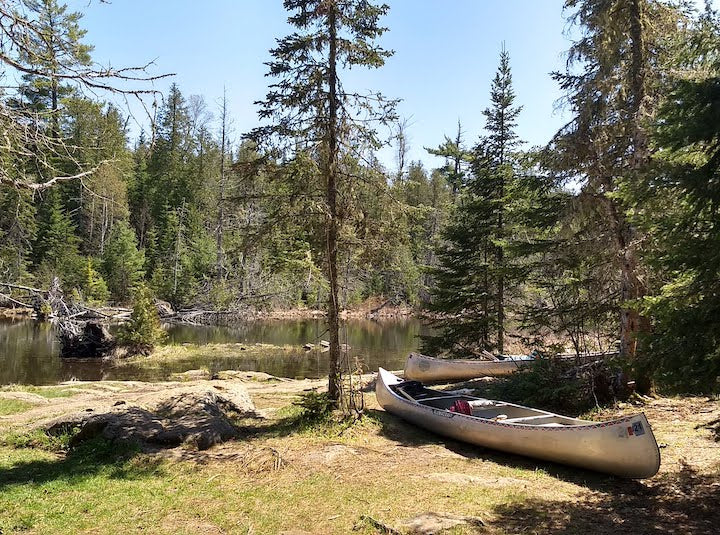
[{"left": 0, "top": 318, "right": 426, "bottom": 385}]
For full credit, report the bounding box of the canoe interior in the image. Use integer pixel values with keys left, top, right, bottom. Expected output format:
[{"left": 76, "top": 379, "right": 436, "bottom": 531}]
[{"left": 392, "top": 380, "right": 584, "bottom": 426}]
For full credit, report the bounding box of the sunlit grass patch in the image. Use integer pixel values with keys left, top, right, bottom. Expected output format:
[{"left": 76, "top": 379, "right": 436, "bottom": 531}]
[
  {"left": 0, "top": 398, "right": 33, "bottom": 416},
  {"left": 0, "top": 384, "right": 84, "bottom": 398}
]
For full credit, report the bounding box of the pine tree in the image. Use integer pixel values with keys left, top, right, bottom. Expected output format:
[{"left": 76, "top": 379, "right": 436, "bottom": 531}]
[
  {"left": 426, "top": 121, "right": 472, "bottom": 195},
  {"left": 18, "top": 0, "right": 93, "bottom": 135},
  {"left": 251, "top": 0, "right": 396, "bottom": 403}
]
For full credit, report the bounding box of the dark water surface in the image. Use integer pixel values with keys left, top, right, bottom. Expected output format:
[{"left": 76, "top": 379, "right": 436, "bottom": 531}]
[{"left": 0, "top": 318, "right": 427, "bottom": 385}]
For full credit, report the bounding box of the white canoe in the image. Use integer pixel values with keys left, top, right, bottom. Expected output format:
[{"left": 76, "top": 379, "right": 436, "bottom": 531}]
[
  {"left": 404, "top": 352, "right": 535, "bottom": 382},
  {"left": 376, "top": 368, "right": 660, "bottom": 478}
]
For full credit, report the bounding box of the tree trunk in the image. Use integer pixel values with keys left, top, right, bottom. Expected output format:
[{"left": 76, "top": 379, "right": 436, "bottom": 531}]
[
  {"left": 217, "top": 90, "right": 227, "bottom": 282},
  {"left": 326, "top": 5, "right": 341, "bottom": 404},
  {"left": 620, "top": 0, "right": 650, "bottom": 368}
]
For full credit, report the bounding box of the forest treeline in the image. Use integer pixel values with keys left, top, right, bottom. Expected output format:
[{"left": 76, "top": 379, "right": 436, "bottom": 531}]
[{"left": 2, "top": 0, "right": 720, "bottom": 394}]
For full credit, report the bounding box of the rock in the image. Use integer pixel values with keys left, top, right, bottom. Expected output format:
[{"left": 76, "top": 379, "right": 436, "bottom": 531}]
[
  {"left": 213, "top": 370, "right": 285, "bottom": 382},
  {"left": 319, "top": 340, "right": 330, "bottom": 348},
  {"left": 170, "top": 369, "right": 211, "bottom": 381},
  {"left": 45, "top": 384, "right": 255, "bottom": 451},
  {"left": 398, "top": 512, "right": 485, "bottom": 535},
  {"left": 303, "top": 343, "right": 314, "bottom": 350}
]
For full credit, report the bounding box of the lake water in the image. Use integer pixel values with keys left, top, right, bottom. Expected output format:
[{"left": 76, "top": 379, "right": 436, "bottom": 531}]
[{"left": 0, "top": 318, "right": 427, "bottom": 385}]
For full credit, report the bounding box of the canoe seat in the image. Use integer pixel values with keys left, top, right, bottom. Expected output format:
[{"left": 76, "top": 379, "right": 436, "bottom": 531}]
[
  {"left": 503, "top": 414, "right": 555, "bottom": 423},
  {"left": 503, "top": 415, "right": 579, "bottom": 426}
]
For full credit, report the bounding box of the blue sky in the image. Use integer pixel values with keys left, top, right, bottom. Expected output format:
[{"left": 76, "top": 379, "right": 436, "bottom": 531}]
[{"left": 68, "top": 1, "right": 607, "bottom": 169}]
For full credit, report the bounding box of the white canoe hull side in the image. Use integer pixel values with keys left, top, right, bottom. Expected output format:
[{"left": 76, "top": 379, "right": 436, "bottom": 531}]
[
  {"left": 404, "top": 352, "right": 533, "bottom": 382},
  {"left": 376, "top": 368, "right": 661, "bottom": 478}
]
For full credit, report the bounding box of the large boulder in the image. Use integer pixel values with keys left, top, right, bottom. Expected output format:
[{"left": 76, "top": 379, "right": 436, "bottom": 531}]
[{"left": 45, "top": 384, "right": 255, "bottom": 451}]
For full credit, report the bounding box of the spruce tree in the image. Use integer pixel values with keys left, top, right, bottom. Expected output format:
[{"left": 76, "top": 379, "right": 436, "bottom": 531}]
[
  {"left": 631, "top": 6, "right": 720, "bottom": 393},
  {"left": 251, "top": 0, "right": 396, "bottom": 403},
  {"left": 33, "top": 189, "right": 82, "bottom": 288},
  {"left": 551, "top": 0, "right": 684, "bottom": 370},
  {"left": 425, "top": 49, "right": 522, "bottom": 356},
  {"left": 102, "top": 220, "right": 145, "bottom": 303},
  {"left": 0, "top": 188, "right": 37, "bottom": 283},
  {"left": 117, "top": 283, "right": 166, "bottom": 355}
]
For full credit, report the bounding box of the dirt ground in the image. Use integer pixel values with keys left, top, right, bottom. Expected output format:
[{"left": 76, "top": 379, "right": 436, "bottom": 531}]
[{"left": 1, "top": 374, "right": 719, "bottom": 534}]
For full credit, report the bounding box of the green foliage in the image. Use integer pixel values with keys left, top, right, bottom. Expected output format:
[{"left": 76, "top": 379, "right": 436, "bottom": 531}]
[
  {"left": 292, "top": 391, "right": 333, "bottom": 423},
  {"left": 82, "top": 257, "right": 109, "bottom": 304},
  {"left": 486, "top": 357, "right": 625, "bottom": 415},
  {"left": 425, "top": 50, "right": 561, "bottom": 356},
  {"left": 2, "top": 428, "right": 74, "bottom": 452},
  {"left": 32, "top": 189, "right": 83, "bottom": 289},
  {"left": 0, "top": 187, "right": 36, "bottom": 283},
  {"left": 629, "top": 7, "right": 720, "bottom": 394},
  {"left": 102, "top": 220, "right": 145, "bottom": 303},
  {"left": 117, "top": 283, "right": 166, "bottom": 355}
]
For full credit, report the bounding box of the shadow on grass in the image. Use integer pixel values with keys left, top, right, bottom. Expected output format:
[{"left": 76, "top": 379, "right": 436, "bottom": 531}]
[
  {"left": 0, "top": 438, "right": 164, "bottom": 491},
  {"left": 491, "top": 463, "right": 720, "bottom": 534}
]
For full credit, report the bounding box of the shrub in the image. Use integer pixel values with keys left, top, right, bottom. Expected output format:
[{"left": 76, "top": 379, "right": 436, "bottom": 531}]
[
  {"left": 117, "top": 283, "right": 166, "bottom": 355},
  {"left": 486, "top": 356, "right": 629, "bottom": 415}
]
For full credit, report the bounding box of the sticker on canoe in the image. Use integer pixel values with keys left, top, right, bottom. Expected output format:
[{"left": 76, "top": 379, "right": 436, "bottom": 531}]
[{"left": 627, "top": 421, "right": 646, "bottom": 437}]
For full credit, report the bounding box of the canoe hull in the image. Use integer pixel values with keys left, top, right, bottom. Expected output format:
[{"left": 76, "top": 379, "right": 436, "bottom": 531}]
[
  {"left": 376, "top": 368, "right": 660, "bottom": 479},
  {"left": 404, "top": 352, "right": 533, "bottom": 382}
]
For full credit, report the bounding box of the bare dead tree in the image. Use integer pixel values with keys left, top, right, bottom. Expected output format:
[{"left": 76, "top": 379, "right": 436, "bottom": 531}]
[{"left": 0, "top": 0, "right": 172, "bottom": 192}]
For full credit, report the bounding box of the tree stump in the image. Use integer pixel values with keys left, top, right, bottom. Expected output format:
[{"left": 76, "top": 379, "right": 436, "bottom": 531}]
[{"left": 59, "top": 320, "right": 117, "bottom": 358}]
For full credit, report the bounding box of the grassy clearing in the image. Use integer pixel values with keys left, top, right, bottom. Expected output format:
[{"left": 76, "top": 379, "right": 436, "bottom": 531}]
[
  {"left": 149, "top": 343, "right": 298, "bottom": 361},
  {"left": 113, "top": 342, "right": 299, "bottom": 371},
  {"left": 1, "top": 382, "right": 718, "bottom": 534},
  {"left": 0, "top": 398, "right": 33, "bottom": 416}
]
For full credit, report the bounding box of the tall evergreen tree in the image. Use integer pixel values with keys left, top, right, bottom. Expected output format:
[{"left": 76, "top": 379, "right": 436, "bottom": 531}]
[
  {"left": 631, "top": 6, "right": 720, "bottom": 393},
  {"left": 32, "top": 189, "right": 82, "bottom": 288},
  {"left": 550, "top": 0, "right": 685, "bottom": 370},
  {"left": 0, "top": 188, "right": 37, "bottom": 283},
  {"left": 480, "top": 47, "right": 522, "bottom": 353},
  {"left": 252, "top": 0, "right": 396, "bottom": 403},
  {"left": 18, "top": 0, "right": 93, "bottom": 135},
  {"left": 102, "top": 220, "right": 145, "bottom": 303},
  {"left": 425, "top": 49, "right": 523, "bottom": 355}
]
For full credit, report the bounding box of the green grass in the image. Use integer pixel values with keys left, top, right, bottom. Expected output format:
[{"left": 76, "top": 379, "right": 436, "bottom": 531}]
[
  {"left": 0, "top": 437, "right": 534, "bottom": 535},
  {"left": 0, "top": 384, "right": 84, "bottom": 399},
  {"left": 0, "top": 398, "right": 33, "bottom": 416},
  {"left": 1, "top": 428, "right": 74, "bottom": 451}
]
